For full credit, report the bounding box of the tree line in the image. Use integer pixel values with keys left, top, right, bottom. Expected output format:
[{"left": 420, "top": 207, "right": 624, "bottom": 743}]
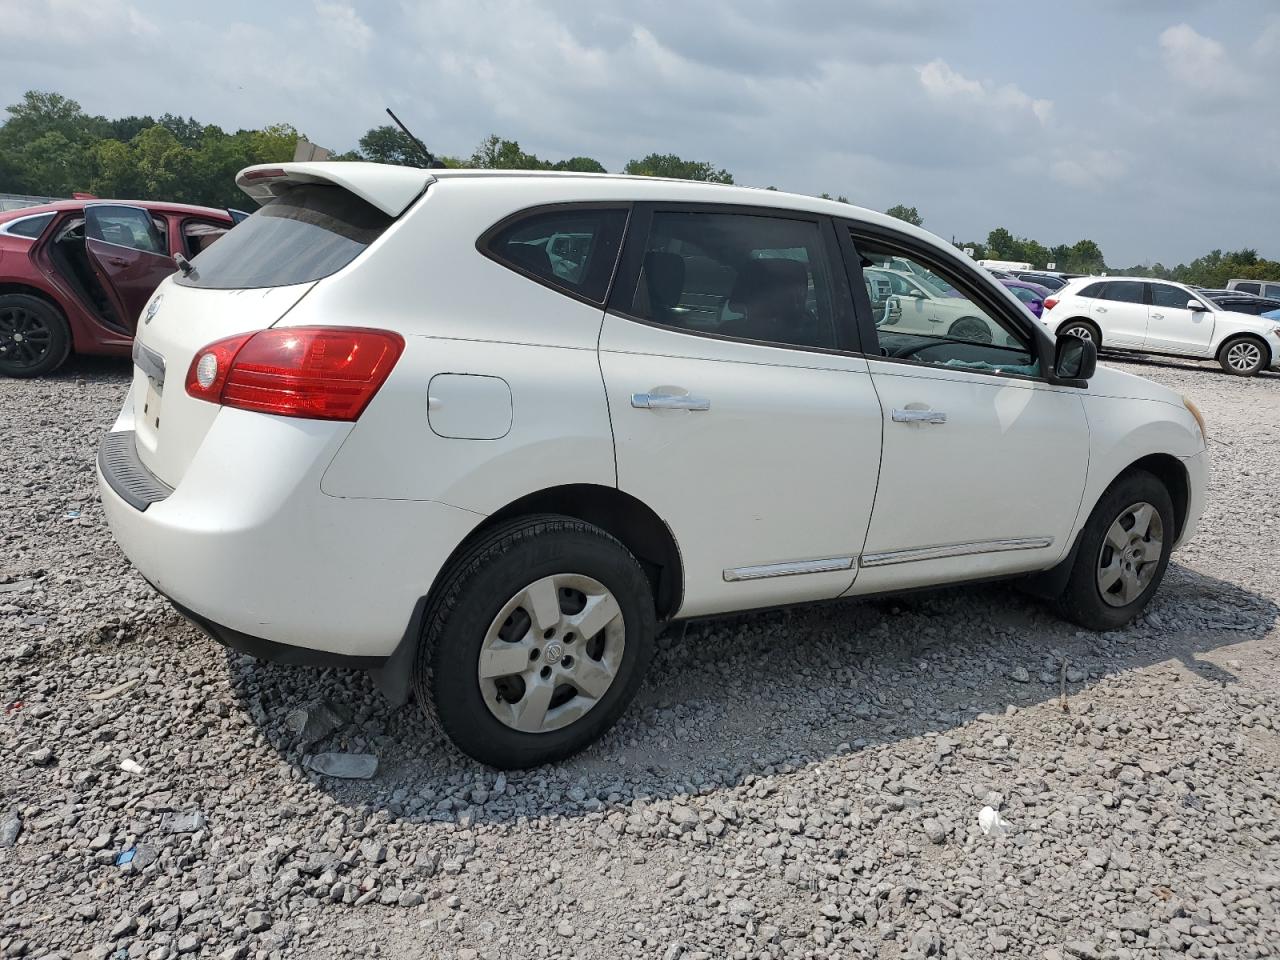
[{"left": 1, "top": 91, "right": 1273, "bottom": 288}]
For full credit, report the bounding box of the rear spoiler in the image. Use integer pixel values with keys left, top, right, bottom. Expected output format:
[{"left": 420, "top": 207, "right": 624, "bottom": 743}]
[{"left": 235, "top": 161, "right": 435, "bottom": 217}]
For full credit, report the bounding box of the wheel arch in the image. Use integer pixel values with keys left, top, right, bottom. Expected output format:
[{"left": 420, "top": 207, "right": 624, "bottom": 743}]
[
  {"left": 1057, "top": 316, "right": 1100, "bottom": 344},
  {"left": 479, "top": 484, "right": 685, "bottom": 620},
  {"left": 1110, "top": 453, "right": 1190, "bottom": 544},
  {"left": 1216, "top": 332, "right": 1271, "bottom": 367},
  {"left": 0, "top": 282, "right": 68, "bottom": 319}
]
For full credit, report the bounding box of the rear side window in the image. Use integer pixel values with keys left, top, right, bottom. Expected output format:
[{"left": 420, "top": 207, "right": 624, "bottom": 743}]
[
  {"left": 1099, "top": 280, "right": 1144, "bottom": 304},
  {"left": 1265, "top": 284, "right": 1280, "bottom": 299},
  {"left": 177, "top": 184, "right": 392, "bottom": 289},
  {"left": 1077, "top": 281, "right": 1105, "bottom": 298},
  {"left": 629, "top": 211, "right": 838, "bottom": 350},
  {"left": 483, "top": 208, "right": 627, "bottom": 304},
  {"left": 4, "top": 213, "right": 54, "bottom": 238},
  {"left": 1235, "top": 281, "right": 1261, "bottom": 295}
]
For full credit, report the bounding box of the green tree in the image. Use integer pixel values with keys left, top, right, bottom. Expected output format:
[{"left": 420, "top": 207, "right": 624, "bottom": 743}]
[
  {"left": 985, "top": 227, "right": 1017, "bottom": 259},
  {"left": 820, "top": 192, "right": 850, "bottom": 203},
  {"left": 623, "top": 153, "right": 733, "bottom": 183},
  {"left": 471, "top": 134, "right": 550, "bottom": 170},
  {"left": 551, "top": 156, "right": 607, "bottom": 173},
  {"left": 358, "top": 125, "right": 427, "bottom": 166},
  {"left": 885, "top": 204, "right": 922, "bottom": 226}
]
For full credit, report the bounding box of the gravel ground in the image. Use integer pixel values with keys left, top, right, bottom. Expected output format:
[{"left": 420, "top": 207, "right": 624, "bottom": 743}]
[{"left": 2, "top": 354, "right": 1279, "bottom": 960}]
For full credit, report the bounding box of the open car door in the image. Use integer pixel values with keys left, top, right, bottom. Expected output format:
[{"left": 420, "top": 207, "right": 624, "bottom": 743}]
[{"left": 84, "top": 204, "right": 176, "bottom": 331}]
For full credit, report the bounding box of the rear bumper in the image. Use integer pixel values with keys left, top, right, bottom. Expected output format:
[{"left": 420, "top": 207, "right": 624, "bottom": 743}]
[{"left": 98, "top": 408, "right": 484, "bottom": 660}]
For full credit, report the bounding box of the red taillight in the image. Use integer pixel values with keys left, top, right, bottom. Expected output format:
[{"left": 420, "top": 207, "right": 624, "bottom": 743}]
[
  {"left": 1043, "top": 297, "right": 1059, "bottom": 311},
  {"left": 240, "top": 167, "right": 287, "bottom": 182},
  {"left": 185, "top": 327, "right": 404, "bottom": 421}
]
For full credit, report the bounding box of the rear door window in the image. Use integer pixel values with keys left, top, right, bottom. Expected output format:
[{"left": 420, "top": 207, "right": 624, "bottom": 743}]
[
  {"left": 1234, "top": 282, "right": 1261, "bottom": 295},
  {"left": 85, "top": 205, "right": 167, "bottom": 255},
  {"left": 177, "top": 184, "right": 392, "bottom": 289},
  {"left": 482, "top": 207, "right": 627, "bottom": 304},
  {"left": 627, "top": 210, "right": 839, "bottom": 350},
  {"left": 1098, "top": 280, "right": 1145, "bottom": 304}
]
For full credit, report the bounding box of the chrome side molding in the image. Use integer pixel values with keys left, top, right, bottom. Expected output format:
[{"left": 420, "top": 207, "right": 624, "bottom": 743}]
[
  {"left": 723, "top": 556, "right": 855, "bottom": 582},
  {"left": 860, "top": 537, "right": 1053, "bottom": 568}
]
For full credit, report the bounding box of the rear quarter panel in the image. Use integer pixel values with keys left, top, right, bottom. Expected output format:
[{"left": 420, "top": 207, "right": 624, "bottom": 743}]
[{"left": 305, "top": 180, "right": 618, "bottom": 510}]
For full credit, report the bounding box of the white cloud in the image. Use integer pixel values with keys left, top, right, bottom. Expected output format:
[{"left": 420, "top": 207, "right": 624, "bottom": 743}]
[
  {"left": 314, "top": 1, "right": 374, "bottom": 54},
  {"left": 1158, "top": 23, "right": 1248, "bottom": 100},
  {"left": 917, "top": 59, "right": 1052, "bottom": 125},
  {"left": 0, "top": 0, "right": 157, "bottom": 42}
]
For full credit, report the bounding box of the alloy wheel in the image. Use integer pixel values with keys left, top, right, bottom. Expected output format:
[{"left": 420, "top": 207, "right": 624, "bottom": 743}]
[
  {"left": 1096, "top": 501, "right": 1164, "bottom": 607},
  {"left": 478, "top": 573, "right": 625, "bottom": 733},
  {"left": 1225, "top": 341, "right": 1262, "bottom": 373},
  {"left": 0, "top": 304, "right": 53, "bottom": 370},
  {"left": 1063, "top": 324, "right": 1094, "bottom": 342},
  {"left": 951, "top": 317, "right": 992, "bottom": 343}
]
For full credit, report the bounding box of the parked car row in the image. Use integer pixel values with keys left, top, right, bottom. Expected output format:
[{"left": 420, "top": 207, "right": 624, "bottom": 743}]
[
  {"left": 96, "top": 162, "right": 1207, "bottom": 767},
  {"left": 1039, "top": 277, "right": 1280, "bottom": 376},
  {"left": 0, "top": 199, "right": 241, "bottom": 377}
]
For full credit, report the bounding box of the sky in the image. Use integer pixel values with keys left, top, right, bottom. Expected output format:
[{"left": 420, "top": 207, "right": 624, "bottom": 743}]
[{"left": 1, "top": 0, "right": 1276, "bottom": 267}]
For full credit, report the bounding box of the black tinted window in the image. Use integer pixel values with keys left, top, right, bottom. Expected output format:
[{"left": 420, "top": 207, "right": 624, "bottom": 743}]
[
  {"left": 177, "top": 184, "right": 391, "bottom": 289},
  {"left": 1077, "top": 281, "right": 1105, "bottom": 297},
  {"left": 1151, "top": 284, "right": 1193, "bottom": 309},
  {"left": 485, "top": 208, "right": 626, "bottom": 304},
  {"left": 1235, "top": 282, "right": 1261, "bottom": 295},
  {"left": 1100, "top": 281, "right": 1144, "bottom": 304},
  {"left": 5, "top": 213, "right": 53, "bottom": 238},
  {"left": 631, "top": 212, "right": 837, "bottom": 350}
]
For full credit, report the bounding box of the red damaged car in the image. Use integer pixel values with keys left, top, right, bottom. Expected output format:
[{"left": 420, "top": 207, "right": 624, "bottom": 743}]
[{"left": 0, "top": 200, "right": 241, "bottom": 376}]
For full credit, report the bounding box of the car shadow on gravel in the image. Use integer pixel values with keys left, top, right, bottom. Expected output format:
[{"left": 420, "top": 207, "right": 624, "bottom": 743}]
[{"left": 219, "top": 558, "right": 1278, "bottom": 823}]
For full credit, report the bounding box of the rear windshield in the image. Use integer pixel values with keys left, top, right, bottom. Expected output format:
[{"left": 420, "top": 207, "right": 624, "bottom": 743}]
[{"left": 176, "top": 183, "right": 392, "bottom": 289}]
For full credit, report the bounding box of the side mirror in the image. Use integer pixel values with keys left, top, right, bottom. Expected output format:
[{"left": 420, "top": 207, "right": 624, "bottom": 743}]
[
  {"left": 1054, "top": 333, "right": 1097, "bottom": 383},
  {"left": 1188, "top": 299, "right": 1207, "bottom": 311}
]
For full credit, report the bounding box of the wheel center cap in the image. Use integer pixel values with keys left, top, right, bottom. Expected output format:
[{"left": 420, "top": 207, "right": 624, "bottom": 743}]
[
  {"left": 13, "top": 334, "right": 23, "bottom": 343},
  {"left": 544, "top": 642, "right": 564, "bottom": 665}
]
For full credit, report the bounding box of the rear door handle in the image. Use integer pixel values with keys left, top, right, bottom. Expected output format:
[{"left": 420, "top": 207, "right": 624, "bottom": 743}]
[
  {"left": 1151, "top": 312, "right": 1164, "bottom": 320},
  {"left": 107, "top": 257, "right": 129, "bottom": 267},
  {"left": 891, "top": 408, "right": 947, "bottom": 424},
  {"left": 1094, "top": 306, "right": 1107, "bottom": 313},
  {"left": 631, "top": 392, "right": 711, "bottom": 412}
]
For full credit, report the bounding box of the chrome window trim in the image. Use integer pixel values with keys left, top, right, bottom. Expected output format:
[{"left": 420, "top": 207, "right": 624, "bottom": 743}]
[
  {"left": 860, "top": 537, "right": 1054, "bottom": 568},
  {"left": 0, "top": 212, "right": 55, "bottom": 239},
  {"left": 723, "top": 556, "right": 856, "bottom": 582}
]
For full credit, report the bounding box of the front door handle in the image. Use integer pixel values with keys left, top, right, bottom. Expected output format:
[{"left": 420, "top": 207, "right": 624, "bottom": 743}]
[
  {"left": 631, "top": 392, "right": 711, "bottom": 412},
  {"left": 891, "top": 408, "right": 947, "bottom": 424},
  {"left": 1151, "top": 312, "right": 1164, "bottom": 320}
]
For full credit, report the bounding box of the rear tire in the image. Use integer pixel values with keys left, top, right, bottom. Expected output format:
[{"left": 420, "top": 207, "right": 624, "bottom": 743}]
[
  {"left": 1058, "top": 319, "right": 1100, "bottom": 348},
  {"left": 413, "top": 514, "right": 656, "bottom": 769},
  {"left": 949, "top": 316, "right": 992, "bottom": 343},
  {"left": 1217, "top": 335, "right": 1267, "bottom": 376},
  {"left": 1055, "top": 470, "right": 1174, "bottom": 631},
  {"left": 0, "top": 294, "right": 70, "bottom": 377}
]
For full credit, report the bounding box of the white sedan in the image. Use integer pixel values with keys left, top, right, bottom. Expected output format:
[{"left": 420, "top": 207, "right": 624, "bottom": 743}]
[
  {"left": 98, "top": 163, "right": 1209, "bottom": 768},
  {"left": 1043, "top": 277, "right": 1280, "bottom": 376}
]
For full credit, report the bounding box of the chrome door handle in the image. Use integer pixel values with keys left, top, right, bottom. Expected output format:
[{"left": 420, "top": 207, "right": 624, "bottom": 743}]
[
  {"left": 891, "top": 408, "right": 947, "bottom": 424},
  {"left": 631, "top": 392, "right": 711, "bottom": 412},
  {"left": 1095, "top": 306, "right": 1107, "bottom": 313},
  {"left": 1151, "top": 313, "right": 1164, "bottom": 320}
]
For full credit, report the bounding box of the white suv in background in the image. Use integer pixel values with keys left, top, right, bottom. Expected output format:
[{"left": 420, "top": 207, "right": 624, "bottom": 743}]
[
  {"left": 99, "top": 163, "right": 1208, "bottom": 768},
  {"left": 1043, "top": 277, "right": 1280, "bottom": 376}
]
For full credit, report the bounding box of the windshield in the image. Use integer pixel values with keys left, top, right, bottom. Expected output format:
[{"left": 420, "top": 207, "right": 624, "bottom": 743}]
[{"left": 178, "top": 184, "right": 392, "bottom": 289}]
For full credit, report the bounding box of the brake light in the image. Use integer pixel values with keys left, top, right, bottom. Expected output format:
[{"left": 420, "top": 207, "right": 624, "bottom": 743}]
[
  {"left": 185, "top": 327, "right": 404, "bottom": 421},
  {"left": 1043, "top": 297, "right": 1059, "bottom": 311},
  {"left": 240, "top": 167, "right": 287, "bottom": 182}
]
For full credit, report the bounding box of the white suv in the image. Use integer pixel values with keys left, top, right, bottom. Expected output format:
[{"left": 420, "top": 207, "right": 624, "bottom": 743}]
[
  {"left": 1043, "top": 276, "right": 1280, "bottom": 376},
  {"left": 99, "top": 163, "right": 1209, "bottom": 768}
]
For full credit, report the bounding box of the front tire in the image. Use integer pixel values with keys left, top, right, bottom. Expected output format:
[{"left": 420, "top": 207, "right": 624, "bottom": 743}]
[
  {"left": 1056, "top": 470, "right": 1174, "bottom": 631},
  {"left": 1218, "top": 335, "right": 1267, "bottom": 376},
  {"left": 0, "top": 294, "right": 70, "bottom": 377},
  {"left": 414, "top": 515, "right": 656, "bottom": 769}
]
